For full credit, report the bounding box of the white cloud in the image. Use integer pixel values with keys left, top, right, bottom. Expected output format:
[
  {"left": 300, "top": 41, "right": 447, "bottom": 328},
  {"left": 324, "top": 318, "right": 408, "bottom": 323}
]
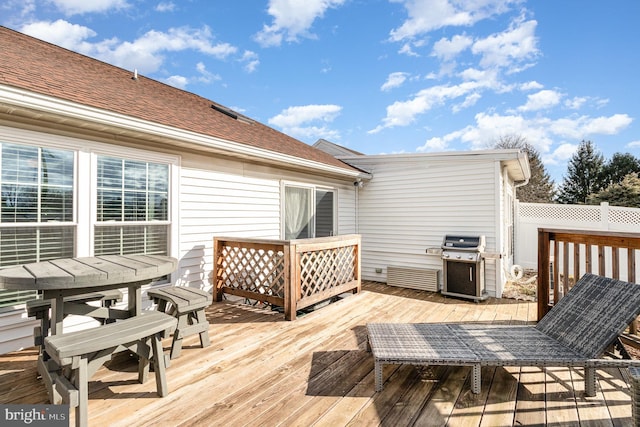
[
  {"left": 398, "top": 42, "right": 420, "bottom": 56},
  {"left": 269, "top": 104, "right": 341, "bottom": 127},
  {"left": 628, "top": 141, "right": 640, "bottom": 148},
  {"left": 240, "top": 50, "right": 260, "bottom": 73},
  {"left": 416, "top": 111, "right": 633, "bottom": 172},
  {"left": 164, "top": 75, "right": 188, "bottom": 89},
  {"left": 471, "top": 18, "right": 539, "bottom": 72},
  {"left": 564, "top": 96, "right": 587, "bottom": 110},
  {"left": 518, "top": 89, "right": 562, "bottom": 112},
  {"left": 452, "top": 92, "right": 481, "bottom": 112},
  {"left": 543, "top": 143, "right": 578, "bottom": 166},
  {"left": 2, "top": 0, "right": 36, "bottom": 17},
  {"left": 283, "top": 126, "right": 342, "bottom": 141},
  {"left": 563, "top": 96, "right": 609, "bottom": 111},
  {"left": 458, "top": 67, "right": 499, "bottom": 85},
  {"left": 381, "top": 72, "right": 410, "bottom": 91},
  {"left": 549, "top": 114, "right": 632, "bottom": 139},
  {"left": 519, "top": 81, "right": 543, "bottom": 91},
  {"left": 195, "top": 62, "right": 221, "bottom": 84},
  {"left": 421, "top": 136, "right": 448, "bottom": 151},
  {"left": 254, "top": 0, "right": 347, "bottom": 47},
  {"left": 458, "top": 112, "right": 553, "bottom": 152},
  {"left": 583, "top": 114, "right": 633, "bottom": 135},
  {"left": 20, "top": 19, "right": 97, "bottom": 50},
  {"left": 369, "top": 79, "right": 498, "bottom": 133},
  {"left": 20, "top": 22, "right": 238, "bottom": 75},
  {"left": 389, "top": 0, "right": 519, "bottom": 42},
  {"left": 268, "top": 104, "right": 342, "bottom": 140},
  {"left": 431, "top": 34, "right": 473, "bottom": 61},
  {"left": 155, "top": 2, "right": 176, "bottom": 12},
  {"left": 50, "top": 0, "right": 129, "bottom": 15}
]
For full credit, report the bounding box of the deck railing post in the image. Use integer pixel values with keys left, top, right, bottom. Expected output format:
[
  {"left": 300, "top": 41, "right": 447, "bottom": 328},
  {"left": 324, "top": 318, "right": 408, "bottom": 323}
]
[
  {"left": 355, "top": 236, "right": 362, "bottom": 294},
  {"left": 537, "top": 228, "right": 551, "bottom": 321},
  {"left": 284, "top": 241, "right": 297, "bottom": 321},
  {"left": 213, "top": 237, "right": 223, "bottom": 302}
]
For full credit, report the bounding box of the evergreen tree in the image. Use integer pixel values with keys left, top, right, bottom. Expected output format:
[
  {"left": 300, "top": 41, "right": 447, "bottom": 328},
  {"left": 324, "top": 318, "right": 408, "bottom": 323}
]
[
  {"left": 555, "top": 140, "right": 605, "bottom": 204},
  {"left": 493, "top": 135, "right": 555, "bottom": 203},
  {"left": 588, "top": 172, "right": 640, "bottom": 208},
  {"left": 600, "top": 152, "right": 640, "bottom": 186}
]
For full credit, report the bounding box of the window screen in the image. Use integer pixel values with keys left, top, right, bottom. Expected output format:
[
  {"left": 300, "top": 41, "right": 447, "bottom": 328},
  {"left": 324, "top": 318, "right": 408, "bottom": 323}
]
[
  {"left": 95, "top": 156, "right": 169, "bottom": 255},
  {"left": 0, "top": 143, "right": 75, "bottom": 308}
]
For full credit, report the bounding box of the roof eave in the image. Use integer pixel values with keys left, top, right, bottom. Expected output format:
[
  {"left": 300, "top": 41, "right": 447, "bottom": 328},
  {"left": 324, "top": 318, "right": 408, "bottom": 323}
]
[{"left": 0, "top": 85, "right": 364, "bottom": 179}]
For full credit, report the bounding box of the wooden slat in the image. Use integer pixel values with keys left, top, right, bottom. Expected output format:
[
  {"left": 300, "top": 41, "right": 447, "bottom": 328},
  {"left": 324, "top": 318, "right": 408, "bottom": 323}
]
[
  {"left": 554, "top": 239, "right": 560, "bottom": 301},
  {"left": 538, "top": 228, "right": 640, "bottom": 320},
  {"left": 544, "top": 366, "right": 580, "bottom": 426},
  {"left": 514, "top": 366, "right": 547, "bottom": 426},
  {"left": 1, "top": 282, "right": 636, "bottom": 427}
]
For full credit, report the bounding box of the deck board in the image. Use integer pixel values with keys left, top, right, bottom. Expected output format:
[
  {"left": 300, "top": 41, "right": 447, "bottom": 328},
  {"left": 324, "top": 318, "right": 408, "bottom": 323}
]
[{"left": 0, "top": 281, "right": 635, "bottom": 426}]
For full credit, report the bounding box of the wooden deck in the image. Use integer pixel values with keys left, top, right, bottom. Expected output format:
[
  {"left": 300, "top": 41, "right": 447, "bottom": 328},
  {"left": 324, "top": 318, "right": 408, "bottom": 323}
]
[{"left": 1, "top": 281, "right": 635, "bottom": 426}]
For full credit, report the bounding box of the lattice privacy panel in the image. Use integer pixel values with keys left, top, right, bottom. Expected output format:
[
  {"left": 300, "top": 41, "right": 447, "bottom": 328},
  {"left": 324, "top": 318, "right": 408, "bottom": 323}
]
[
  {"left": 217, "top": 245, "right": 285, "bottom": 297},
  {"left": 609, "top": 208, "right": 640, "bottom": 226},
  {"left": 299, "top": 245, "right": 355, "bottom": 298},
  {"left": 520, "top": 202, "right": 640, "bottom": 227},
  {"left": 519, "top": 203, "right": 601, "bottom": 222}
]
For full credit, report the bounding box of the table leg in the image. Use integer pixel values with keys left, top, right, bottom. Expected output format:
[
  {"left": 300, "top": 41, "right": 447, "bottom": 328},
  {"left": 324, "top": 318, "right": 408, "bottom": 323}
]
[
  {"left": 50, "top": 294, "right": 65, "bottom": 336},
  {"left": 128, "top": 285, "right": 142, "bottom": 316}
]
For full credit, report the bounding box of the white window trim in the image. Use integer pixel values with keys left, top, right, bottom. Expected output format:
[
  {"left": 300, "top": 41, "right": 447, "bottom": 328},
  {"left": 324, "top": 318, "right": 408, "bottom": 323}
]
[
  {"left": 280, "top": 180, "right": 337, "bottom": 240},
  {"left": 0, "top": 125, "right": 180, "bottom": 261},
  {"left": 87, "top": 146, "right": 179, "bottom": 257}
]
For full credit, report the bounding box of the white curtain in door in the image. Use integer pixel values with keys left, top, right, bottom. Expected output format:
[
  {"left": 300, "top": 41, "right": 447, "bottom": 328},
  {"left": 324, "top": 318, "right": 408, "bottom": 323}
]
[{"left": 284, "top": 186, "right": 310, "bottom": 239}]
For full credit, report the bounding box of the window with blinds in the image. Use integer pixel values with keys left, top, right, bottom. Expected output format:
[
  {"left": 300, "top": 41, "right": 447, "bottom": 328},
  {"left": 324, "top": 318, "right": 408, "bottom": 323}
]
[
  {"left": 95, "top": 156, "right": 169, "bottom": 256},
  {"left": 0, "top": 144, "right": 173, "bottom": 312},
  {"left": 0, "top": 143, "right": 75, "bottom": 308}
]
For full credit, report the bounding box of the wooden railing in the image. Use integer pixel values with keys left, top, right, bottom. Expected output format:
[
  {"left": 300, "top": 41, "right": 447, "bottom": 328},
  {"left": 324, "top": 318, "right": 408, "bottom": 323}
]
[
  {"left": 213, "top": 234, "right": 361, "bottom": 320},
  {"left": 537, "top": 228, "right": 640, "bottom": 321}
]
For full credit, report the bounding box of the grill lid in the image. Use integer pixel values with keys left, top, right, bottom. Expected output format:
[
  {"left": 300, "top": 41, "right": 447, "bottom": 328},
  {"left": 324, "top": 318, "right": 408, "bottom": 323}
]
[{"left": 441, "top": 235, "right": 486, "bottom": 252}]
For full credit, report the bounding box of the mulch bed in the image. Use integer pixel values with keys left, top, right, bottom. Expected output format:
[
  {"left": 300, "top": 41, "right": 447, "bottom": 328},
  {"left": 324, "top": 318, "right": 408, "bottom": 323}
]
[{"left": 501, "top": 269, "right": 537, "bottom": 301}]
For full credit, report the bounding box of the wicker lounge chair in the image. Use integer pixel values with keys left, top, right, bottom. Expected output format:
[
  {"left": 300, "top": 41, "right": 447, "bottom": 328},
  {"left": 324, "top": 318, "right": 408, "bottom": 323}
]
[{"left": 367, "top": 273, "right": 640, "bottom": 396}]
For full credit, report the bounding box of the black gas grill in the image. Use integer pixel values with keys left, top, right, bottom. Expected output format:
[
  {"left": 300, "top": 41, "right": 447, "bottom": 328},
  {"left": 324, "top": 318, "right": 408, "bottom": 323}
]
[{"left": 441, "top": 235, "right": 488, "bottom": 301}]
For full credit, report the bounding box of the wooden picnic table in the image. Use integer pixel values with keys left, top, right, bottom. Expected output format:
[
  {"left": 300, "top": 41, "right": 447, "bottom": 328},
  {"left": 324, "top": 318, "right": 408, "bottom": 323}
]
[
  {"left": 0, "top": 254, "right": 179, "bottom": 420},
  {"left": 0, "top": 254, "right": 178, "bottom": 335}
]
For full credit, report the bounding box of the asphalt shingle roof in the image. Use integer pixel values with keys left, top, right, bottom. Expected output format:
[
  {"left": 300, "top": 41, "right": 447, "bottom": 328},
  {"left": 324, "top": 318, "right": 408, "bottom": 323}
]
[{"left": 0, "top": 26, "right": 356, "bottom": 173}]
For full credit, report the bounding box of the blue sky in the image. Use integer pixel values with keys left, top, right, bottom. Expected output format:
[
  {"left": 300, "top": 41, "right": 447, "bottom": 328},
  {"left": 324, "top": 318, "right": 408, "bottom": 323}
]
[{"left": 2, "top": 0, "right": 639, "bottom": 184}]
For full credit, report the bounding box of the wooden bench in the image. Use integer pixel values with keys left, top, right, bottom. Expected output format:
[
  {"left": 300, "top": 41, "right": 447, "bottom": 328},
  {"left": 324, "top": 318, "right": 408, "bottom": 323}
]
[
  {"left": 27, "top": 290, "right": 123, "bottom": 353},
  {"left": 43, "top": 310, "right": 177, "bottom": 427},
  {"left": 148, "top": 287, "right": 212, "bottom": 359}
]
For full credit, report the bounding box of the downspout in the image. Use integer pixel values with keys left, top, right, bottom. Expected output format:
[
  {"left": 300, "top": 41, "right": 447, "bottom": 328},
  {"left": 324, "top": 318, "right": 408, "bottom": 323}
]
[
  {"left": 354, "top": 179, "right": 363, "bottom": 234},
  {"left": 512, "top": 153, "right": 530, "bottom": 274},
  {"left": 355, "top": 183, "right": 359, "bottom": 234},
  {"left": 504, "top": 157, "right": 530, "bottom": 293}
]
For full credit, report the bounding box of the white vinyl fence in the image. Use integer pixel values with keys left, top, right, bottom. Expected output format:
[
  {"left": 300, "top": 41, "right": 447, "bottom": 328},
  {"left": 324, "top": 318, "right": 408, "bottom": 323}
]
[{"left": 515, "top": 202, "right": 640, "bottom": 269}]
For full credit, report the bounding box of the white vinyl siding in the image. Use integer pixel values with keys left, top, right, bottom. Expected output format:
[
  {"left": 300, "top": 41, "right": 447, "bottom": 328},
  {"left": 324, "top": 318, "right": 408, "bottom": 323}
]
[
  {"left": 345, "top": 154, "right": 502, "bottom": 296},
  {"left": 0, "top": 126, "right": 180, "bottom": 353},
  {"left": 176, "top": 153, "right": 355, "bottom": 290},
  {"left": 178, "top": 160, "right": 281, "bottom": 288},
  {"left": 0, "top": 127, "right": 358, "bottom": 354}
]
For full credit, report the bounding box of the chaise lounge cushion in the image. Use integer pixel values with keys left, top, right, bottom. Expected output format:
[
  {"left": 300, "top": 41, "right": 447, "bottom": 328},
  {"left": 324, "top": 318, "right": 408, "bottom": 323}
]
[
  {"left": 367, "top": 273, "right": 640, "bottom": 395},
  {"left": 535, "top": 273, "right": 640, "bottom": 358}
]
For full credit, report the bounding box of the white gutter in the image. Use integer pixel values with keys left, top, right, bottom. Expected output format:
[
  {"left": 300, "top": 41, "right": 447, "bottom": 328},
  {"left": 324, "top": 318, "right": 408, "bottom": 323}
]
[
  {"left": 0, "top": 85, "right": 367, "bottom": 179},
  {"left": 514, "top": 151, "right": 531, "bottom": 188}
]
